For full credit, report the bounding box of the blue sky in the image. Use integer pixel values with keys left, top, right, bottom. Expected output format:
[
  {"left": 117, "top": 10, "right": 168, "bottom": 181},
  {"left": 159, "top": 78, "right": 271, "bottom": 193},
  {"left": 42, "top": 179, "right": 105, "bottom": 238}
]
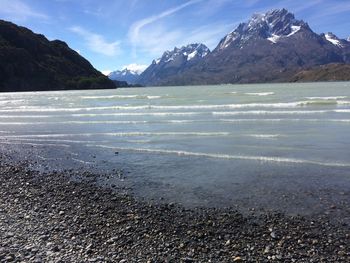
[{"left": 0, "top": 0, "right": 349, "bottom": 74}]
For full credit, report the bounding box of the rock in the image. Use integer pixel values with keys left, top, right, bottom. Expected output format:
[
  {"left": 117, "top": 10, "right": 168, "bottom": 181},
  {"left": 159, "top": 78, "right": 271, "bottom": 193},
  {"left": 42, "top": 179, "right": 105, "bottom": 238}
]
[
  {"left": 270, "top": 231, "right": 277, "bottom": 239},
  {"left": 181, "top": 257, "right": 194, "bottom": 263},
  {"left": 5, "top": 232, "right": 14, "bottom": 238}
]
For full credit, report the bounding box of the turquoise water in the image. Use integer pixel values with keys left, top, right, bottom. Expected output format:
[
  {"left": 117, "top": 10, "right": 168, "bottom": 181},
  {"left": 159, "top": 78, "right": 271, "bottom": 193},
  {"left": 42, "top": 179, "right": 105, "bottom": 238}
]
[{"left": 1, "top": 82, "right": 350, "bottom": 212}]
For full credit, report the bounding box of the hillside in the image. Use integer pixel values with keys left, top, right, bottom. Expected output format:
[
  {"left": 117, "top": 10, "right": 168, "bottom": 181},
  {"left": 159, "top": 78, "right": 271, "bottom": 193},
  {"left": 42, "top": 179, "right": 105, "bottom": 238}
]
[
  {"left": 0, "top": 20, "right": 115, "bottom": 92},
  {"left": 290, "top": 63, "right": 350, "bottom": 82}
]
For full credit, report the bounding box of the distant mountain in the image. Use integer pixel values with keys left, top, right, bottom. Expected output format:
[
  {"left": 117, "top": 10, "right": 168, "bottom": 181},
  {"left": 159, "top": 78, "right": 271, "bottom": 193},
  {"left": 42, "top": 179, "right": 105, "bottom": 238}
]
[
  {"left": 139, "top": 9, "right": 350, "bottom": 86},
  {"left": 138, "top": 43, "right": 210, "bottom": 86},
  {"left": 291, "top": 63, "right": 350, "bottom": 82},
  {"left": 108, "top": 68, "right": 140, "bottom": 84},
  {"left": 0, "top": 19, "right": 115, "bottom": 92}
]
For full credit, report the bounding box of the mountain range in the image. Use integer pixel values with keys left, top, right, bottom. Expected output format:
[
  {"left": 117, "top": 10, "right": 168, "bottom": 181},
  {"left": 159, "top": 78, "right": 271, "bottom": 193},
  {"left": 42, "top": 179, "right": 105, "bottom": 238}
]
[
  {"left": 108, "top": 68, "right": 143, "bottom": 85},
  {"left": 110, "top": 9, "right": 350, "bottom": 86},
  {"left": 0, "top": 20, "right": 115, "bottom": 92}
]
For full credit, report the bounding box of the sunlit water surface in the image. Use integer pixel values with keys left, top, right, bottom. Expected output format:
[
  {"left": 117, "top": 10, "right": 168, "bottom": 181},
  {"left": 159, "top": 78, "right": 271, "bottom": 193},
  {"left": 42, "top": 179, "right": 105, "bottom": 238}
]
[{"left": 1, "top": 82, "right": 350, "bottom": 215}]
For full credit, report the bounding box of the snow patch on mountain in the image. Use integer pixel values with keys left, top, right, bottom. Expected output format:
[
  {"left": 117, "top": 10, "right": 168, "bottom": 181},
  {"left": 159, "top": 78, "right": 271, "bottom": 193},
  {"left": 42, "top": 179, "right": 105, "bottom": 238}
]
[
  {"left": 267, "top": 34, "right": 281, "bottom": 43},
  {"left": 325, "top": 33, "right": 343, "bottom": 47}
]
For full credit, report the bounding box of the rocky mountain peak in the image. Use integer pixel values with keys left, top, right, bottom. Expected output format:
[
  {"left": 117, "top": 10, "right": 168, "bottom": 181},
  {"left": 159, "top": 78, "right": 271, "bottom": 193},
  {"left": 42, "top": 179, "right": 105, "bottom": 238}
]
[
  {"left": 216, "top": 9, "right": 309, "bottom": 50},
  {"left": 152, "top": 43, "right": 210, "bottom": 65}
]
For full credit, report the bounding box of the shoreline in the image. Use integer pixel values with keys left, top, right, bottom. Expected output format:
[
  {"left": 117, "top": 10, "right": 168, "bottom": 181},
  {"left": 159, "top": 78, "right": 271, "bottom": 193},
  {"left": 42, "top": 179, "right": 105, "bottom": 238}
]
[{"left": 0, "top": 152, "right": 349, "bottom": 262}]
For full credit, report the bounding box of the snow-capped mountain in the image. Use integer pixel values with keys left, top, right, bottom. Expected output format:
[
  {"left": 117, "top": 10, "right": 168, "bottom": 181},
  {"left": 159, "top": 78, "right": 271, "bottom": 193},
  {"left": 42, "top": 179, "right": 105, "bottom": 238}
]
[
  {"left": 152, "top": 43, "right": 209, "bottom": 65},
  {"left": 138, "top": 44, "right": 210, "bottom": 86},
  {"left": 139, "top": 8, "right": 350, "bottom": 86},
  {"left": 108, "top": 68, "right": 144, "bottom": 84},
  {"left": 216, "top": 9, "right": 309, "bottom": 50}
]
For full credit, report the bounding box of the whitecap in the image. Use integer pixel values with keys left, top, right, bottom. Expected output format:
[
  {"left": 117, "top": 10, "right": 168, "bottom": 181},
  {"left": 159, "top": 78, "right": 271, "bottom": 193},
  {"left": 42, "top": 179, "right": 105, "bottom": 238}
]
[
  {"left": 71, "top": 112, "right": 202, "bottom": 117},
  {"left": 247, "top": 134, "right": 281, "bottom": 139},
  {"left": 1, "top": 100, "right": 348, "bottom": 112},
  {"left": 305, "top": 96, "right": 347, "bottom": 100},
  {"left": 1, "top": 131, "right": 231, "bottom": 138},
  {"left": 244, "top": 92, "right": 275, "bottom": 96},
  {"left": 212, "top": 110, "right": 329, "bottom": 115}
]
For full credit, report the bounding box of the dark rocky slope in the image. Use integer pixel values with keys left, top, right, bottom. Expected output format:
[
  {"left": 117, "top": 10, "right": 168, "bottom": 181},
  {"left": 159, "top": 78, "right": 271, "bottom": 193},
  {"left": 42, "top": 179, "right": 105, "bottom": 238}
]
[{"left": 0, "top": 20, "right": 115, "bottom": 92}]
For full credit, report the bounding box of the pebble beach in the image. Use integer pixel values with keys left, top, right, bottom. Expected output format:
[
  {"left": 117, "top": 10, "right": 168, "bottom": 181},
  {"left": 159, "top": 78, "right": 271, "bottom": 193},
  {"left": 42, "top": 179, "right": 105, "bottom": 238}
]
[{"left": 0, "top": 149, "right": 349, "bottom": 262}]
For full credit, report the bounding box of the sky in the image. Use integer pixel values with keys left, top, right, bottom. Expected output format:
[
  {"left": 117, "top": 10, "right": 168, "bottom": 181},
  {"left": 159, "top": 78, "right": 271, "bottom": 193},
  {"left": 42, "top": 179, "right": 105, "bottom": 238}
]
[{"left": 0, "top": 0, "right": 349, "bottom": 75}]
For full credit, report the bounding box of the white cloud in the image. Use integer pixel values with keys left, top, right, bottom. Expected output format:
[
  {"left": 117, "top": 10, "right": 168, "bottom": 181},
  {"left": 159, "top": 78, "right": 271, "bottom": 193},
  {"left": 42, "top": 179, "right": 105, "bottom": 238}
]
[
  {"left": 0, "top": 0, "right": 48, "bottom": 22},
  {"left": 122, "top": 63, "right": 148, "bottom": 74},
  {"left": 101, "top": 70, "right": 112, "bottom": 76},
  {"left": 70, "top": 26, "right": 120, "bottom": 56}
]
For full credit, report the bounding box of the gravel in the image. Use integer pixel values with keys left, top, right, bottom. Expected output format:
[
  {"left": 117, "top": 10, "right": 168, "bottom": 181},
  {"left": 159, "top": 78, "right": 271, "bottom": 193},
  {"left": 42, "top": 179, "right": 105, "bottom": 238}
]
[{"left": 0, "top": 154, "right": 349, "bottom": 262}]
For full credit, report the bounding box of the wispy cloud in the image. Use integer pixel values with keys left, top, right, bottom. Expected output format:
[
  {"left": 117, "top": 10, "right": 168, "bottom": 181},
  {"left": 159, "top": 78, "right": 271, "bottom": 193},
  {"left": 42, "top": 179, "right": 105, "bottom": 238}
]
[
  {"left": 0, "top": 0, "right": 48, "bottom": 22},
  {"left": 128, "top": 0, "right": 203, "bottom": 50},
  {"left": 307, "top": 1, "right": 350, "bottom": 18},
  {"left": 127, "top": 0, "right": 238, "bottom": 59},
  {"left": 70, "top": 26, "right": 120, "bottom": 56},
  {"left": 180, "top": 22, "right": 238, "bottom": 50}
]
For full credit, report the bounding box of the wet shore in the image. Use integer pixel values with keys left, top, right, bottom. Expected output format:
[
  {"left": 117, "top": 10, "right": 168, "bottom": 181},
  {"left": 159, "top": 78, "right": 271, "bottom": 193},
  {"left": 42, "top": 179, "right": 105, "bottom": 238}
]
[{"left": 0, "top": 150, "right": 349, "bottom": 262}]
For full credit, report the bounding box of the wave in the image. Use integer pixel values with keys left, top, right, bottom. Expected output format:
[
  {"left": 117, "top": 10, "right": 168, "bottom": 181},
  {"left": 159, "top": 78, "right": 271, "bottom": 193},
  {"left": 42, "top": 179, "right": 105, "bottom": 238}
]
[
  {"left": 81, "top": 95, "right": 162, "bottom": 100},
  {"left": 86, "top": 145, "right": 350, "bottom": 167},
  {"left": 305, "top": 96, "right": 347, "bottom": 100},
  {"left": 212, "top": 110, "right": 329, "bottom": 115},
  {"left": 0, "top": 115, "right": 53, "bottom": 118},
  {"left": 71, "top": 112, "right": 203, "bottom": 117},
  {"left": 126, "top": 139, "right": 152, "bottom": 144},
  {"left": 1, "top": 100, "right": 349, "bottom": 112},
  {"left": 0, "top": 99, "right": 25, "bottom": 104},
  {"left": 245, "top": 92, "right": 275, "bottom": 96},
  {"left": 3, "top": 118, "right": 350, "bottom": 126},
  {"left": 81, "top": 95, "right": 138, "bottom": 99},
  {"left": 0, "top": 119, "right": 210, "bottom": 125},
  {"left": 334, "top": 109, "right": 350, "bottom": 113},
  {"left": 2, "top": 131, "right": 231, "bottom": 138},
  {"left": 298, "top": 100, "right": 350, "bottom": 106},
  {"left": 0, "top": 120, "right": 148, "bottom": 125},
  {"left": 247, "top": 134, "right": 281, "bottom": 138},
  {"left": 220, "top": 118, "right": 350, "bottom": 123}
]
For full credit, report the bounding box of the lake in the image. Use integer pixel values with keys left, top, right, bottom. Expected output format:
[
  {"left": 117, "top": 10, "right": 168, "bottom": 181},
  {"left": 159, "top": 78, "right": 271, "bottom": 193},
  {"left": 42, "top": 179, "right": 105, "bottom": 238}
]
[{"left": 1, "top": 82, "right": 350, "bottom": 215}]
